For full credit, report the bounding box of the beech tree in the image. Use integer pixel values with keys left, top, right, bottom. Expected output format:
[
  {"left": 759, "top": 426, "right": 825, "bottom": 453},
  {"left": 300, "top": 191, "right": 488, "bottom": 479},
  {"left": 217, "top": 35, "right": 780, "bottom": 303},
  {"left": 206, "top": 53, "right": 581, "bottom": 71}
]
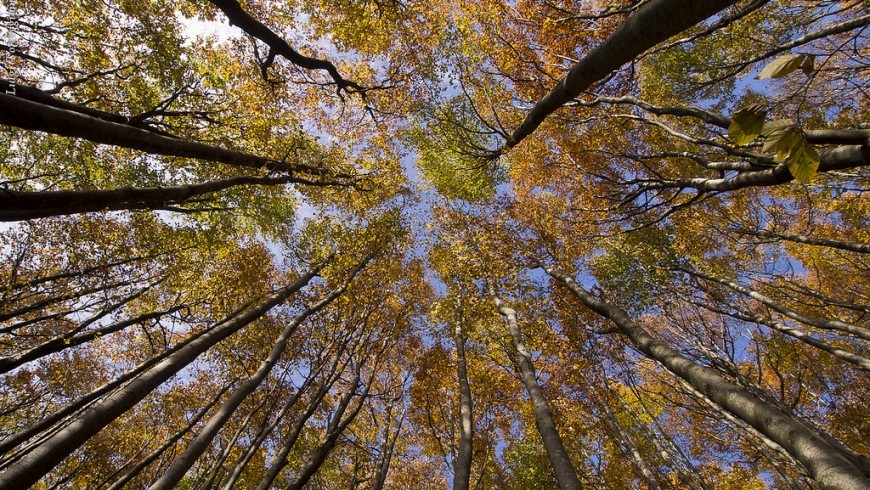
[{"left": 1, "top": 0, "right": 868, "bottom": 489}]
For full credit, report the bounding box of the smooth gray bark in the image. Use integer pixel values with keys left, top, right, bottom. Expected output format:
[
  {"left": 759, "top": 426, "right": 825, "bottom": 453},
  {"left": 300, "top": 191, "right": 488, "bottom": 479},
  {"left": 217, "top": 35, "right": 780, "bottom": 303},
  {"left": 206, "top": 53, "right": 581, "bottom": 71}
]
[
  {"left": 103, "top": 383, "right": 232, "bottom": 490},
  {"left": 503, "top": 0, "right": 735, "bottom": 152},
  {"left": 731, "top": 228, "right": 870, "bottom": 254},
  {"left": 372, "top": 398, "right": 406, "bottom": 490},
  {"left": 0, "top": 305, "right": 184, "bottom": 373},
  {"left": 0, "top": 174, "right": 327, "bottom": 221},
  {"left": 0, "top": 93, "right": 340, "bottom": 178},
  {"left": 683, "top": 268, "right": 870, "bottom": 341},
  {"left": 0, "top": 260, "right": 327, "bottom": 490},
  {"left": 693, "top": 295, "right": 870, "bottom": 372},
  {"left": 284, "top": 371, "right": 368, "bottom": 490},
  {"left": 651, "top": 145, "right": 870, "bottom": 193},
  {"left": 488, "top": 283, "right": 583, "bottom": 490},
  {"left": 538, "top": 260, "right": 870, "bottom": 489},
  {"left": 599, "top": 400, "right": 661, "bottom": 490},
  {"left": 453, "top": 313, "right": 473, "bottom": 490},
  {"left": 253, "top": 342, "right": 352, "bottom": 490}
]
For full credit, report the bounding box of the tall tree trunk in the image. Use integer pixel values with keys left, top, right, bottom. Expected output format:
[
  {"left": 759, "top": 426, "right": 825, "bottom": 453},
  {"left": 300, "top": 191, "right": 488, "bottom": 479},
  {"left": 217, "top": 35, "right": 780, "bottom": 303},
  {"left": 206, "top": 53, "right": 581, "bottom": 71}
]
[
  {"left": 487, "top": 282, "right": 583, "bottom": 490},
  {"left": 453, "top": 309, "right": 474, "bottom": 490},
  {"left": 690, "top": 292, "right": 870, "bottom": 372},
  {"left": 0, "top": 174, "right": 323, "bottom": 221},
  {"left": 0, "top": 305, "right": 184, "bottom": 374},
  {"left": 284, "top": 371, "right": 368, "bottom": 490},
  {"left": 598, "top": 400, "right": 661, "bottom": 490},
  {"left": 0, "top": 259, "right": 328, "bottom": 490},
  {"left": 253, "top": 342, "right": 352, "bottom": 490},
  {"left": 732, "top": 228, "right": 870, "bottom": 254},
  {"left": 503, "top": 0, "right": 736, "bottom": 152},
  {"left": 0, "top": 92, "right": 339, "bottom": 178},
  {"left": 537, "top": 259, "right": 870, "bottom": 489},
  {"left": 372, "top": 400, "right": 406, "bottom": 490}
]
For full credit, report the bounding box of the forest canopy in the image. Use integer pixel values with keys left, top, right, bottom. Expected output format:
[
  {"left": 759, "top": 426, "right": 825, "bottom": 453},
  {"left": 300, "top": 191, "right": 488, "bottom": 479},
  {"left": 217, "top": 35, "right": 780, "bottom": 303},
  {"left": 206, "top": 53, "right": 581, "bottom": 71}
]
[{"left": 0, "top": 0, "right": 868, "bottom": 489}]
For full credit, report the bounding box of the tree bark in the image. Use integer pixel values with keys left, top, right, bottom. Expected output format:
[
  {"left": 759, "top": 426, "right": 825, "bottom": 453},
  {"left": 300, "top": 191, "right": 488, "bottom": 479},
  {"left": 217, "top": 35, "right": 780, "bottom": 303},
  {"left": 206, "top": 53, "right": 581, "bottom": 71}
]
[
  {"left": 0, "top": 93, "right": 342, "bottom": 178},
  {"left": 103, "top": 382, "right": 232, "bottom": 490},
  {"left": 487, "top": 282, "right": 583, "bottom": 490},
  {"left": 283, "top": 371, "right": 368, "bottom": 490},
  {"left": 503, "top": 0, "right": 735, "bottom": 152},
  {"left": 0, "top": 304, "right": 185, "bottom": 373},
  {"left": 453, "top": 310, "right": 474, "bottom": 490},
  {"left": 207, "top": 0, "right": 361, "bottom": 93},
  {"left": 253, "top": 342, "right": 351, "bottom": 489},
  {"left": 682, "top": 268, "right": 870, "bottom": 341},
  {"left": 731, "top": 228, "right": 870, "bottom": 254},
  {"left": 0, "top": 174, "right": 335, "bottom": 221}
]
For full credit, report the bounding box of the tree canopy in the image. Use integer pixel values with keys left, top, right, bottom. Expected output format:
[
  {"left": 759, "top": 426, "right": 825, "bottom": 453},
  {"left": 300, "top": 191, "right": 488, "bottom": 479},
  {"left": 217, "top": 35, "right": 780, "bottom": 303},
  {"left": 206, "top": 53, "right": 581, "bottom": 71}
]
[{"left": 1, "top": 0, "right": 868, "bottom": 488}]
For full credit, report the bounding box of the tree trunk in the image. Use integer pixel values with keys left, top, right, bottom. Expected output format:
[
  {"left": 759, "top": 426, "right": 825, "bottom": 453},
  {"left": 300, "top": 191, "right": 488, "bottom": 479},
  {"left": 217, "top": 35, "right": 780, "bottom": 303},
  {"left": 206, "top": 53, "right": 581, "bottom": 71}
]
[
  {"left": 0, "top": 305, "right": 184, "bottom": 374},
  {"left": 0, "top": 92, "right": 338, "bottom": 178},
  {"left": 683, "top": 268, "right": 870, "bottom": 341},
  {"left": 0, "top": 174, "right": 315, "bottom": 221},
  {"left": 487, "top": 282, "right": 583, "bottom": 490},
  {"left": 453, "top": 310, "right": 474, "bottom": 490},
  {"left": 503, "top": 0, "right": 736, "bottom": 152},
  {"left": 103, "top": 382, "right": 232, "bottom": 490},
  {"left": 253, "top": 343, "right": 351, "bottom": 490},
  {"left": 284, "top": 370, "right": 369, "bottom": 490}
]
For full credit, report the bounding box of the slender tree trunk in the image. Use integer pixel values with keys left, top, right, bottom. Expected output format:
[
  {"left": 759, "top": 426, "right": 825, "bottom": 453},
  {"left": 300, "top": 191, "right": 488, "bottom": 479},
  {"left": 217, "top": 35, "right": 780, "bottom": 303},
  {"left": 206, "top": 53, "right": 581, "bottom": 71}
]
[
  {"left": 538, "top": 260, "right": 870, "bottom": 489},
  {"left": 253, "top": 345, "right": 351, "bottom": 489},
  {"left": 732, "top": 228, "right": 870, "bottom": 254},
  {"left": 215, "top": 378, "right": 308, "bottom": 490},
  {"left": 683, "top": 268, "right": 870, "bottom": 341},
  {"left": 0, "top": 174, "right": 325, "bottom": 221},
  {"left": 198, "top": 382, "right": 284, "bottom": 490},
  {"left": 487, "top": 282, "right": 583, "bottom": 490},
  {"left": 453, "top": 309, "right": 474, "bottom": 490},
  {"left": 0, "top": 92, "right": 338, "bottom": 178},
  {"left": 623, "top": 383, "right": 711, "bottom": 490},
  {"left": 599, "top": 400, "right": 660, "bottom": 490},
  {"left": 503, "top": 0, "right": 735, "bottom": 151},
  {"left": 372, "top": 400, "right": 406, "bottom": 490},
  {"left": 284, "top": 371, "right": 369, "bottom": 490},
  {"left": 0, "top": 278, "right": 136, "bottom": 323},
  {"left": 0, "top": 305, "right": 184, "bottom": 373},
  {"left": 0, "top": 259, "right": 327, "bottom": 490},
  {"left": 693, "top": 293, "right": 870, "bottom": 372},
  {"left": 0, "top": 310, "right": 228, "bottom": 462}
]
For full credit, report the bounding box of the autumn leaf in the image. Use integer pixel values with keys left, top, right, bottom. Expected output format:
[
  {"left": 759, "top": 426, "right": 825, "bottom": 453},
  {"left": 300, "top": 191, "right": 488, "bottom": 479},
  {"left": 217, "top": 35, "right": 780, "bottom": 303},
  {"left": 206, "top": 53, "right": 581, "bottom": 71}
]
[
  {"left": 757, "top": 53, "right": 815, "bottom": 79},
  {"left": 787, "top": 138, "right": 820, "bottom": 183},
  {"left": 729, "top": 103, "right": 767, "bottom": 145}
]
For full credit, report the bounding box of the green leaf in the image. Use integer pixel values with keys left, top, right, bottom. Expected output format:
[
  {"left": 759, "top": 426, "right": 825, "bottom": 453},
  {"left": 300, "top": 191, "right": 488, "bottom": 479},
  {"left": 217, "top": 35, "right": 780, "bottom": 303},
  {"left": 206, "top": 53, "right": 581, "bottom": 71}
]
[
  {"left": 757, "top": 54, "right": 808, "bottom": 79},
  {"left": 729, "top": 103, "right": 767, "bottom": 145},
  {"left": 787, "top": 139, "right": 820, "bottom": 183},
  {"left": 799, "top": 54, "right": 815, "bottom": 76},
  {"left": 760, "top": 119, "right": 794, "bottom": 137},
  {"left": 761, "top": 119, "right": 801, "bottom": 161}
]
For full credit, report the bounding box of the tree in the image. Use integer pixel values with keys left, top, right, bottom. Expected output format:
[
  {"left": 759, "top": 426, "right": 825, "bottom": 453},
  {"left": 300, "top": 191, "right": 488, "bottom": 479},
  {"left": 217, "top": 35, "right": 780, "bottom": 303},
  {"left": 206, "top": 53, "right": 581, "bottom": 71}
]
[{"left": 1, "top": 0, "right": 868, "bottom": 488}]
